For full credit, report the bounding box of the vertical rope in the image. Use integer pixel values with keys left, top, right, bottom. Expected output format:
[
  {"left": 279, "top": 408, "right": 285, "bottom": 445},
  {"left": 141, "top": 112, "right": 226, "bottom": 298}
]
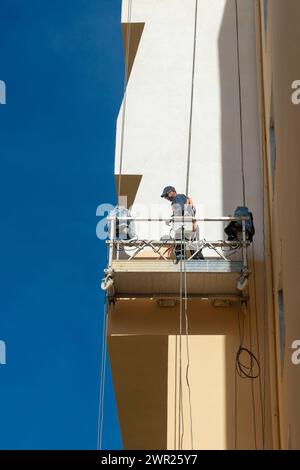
[
  {"left": 185, "top": 0, "right": 198, "bottom": 196},
  {"left": 183, "top": 233, "right": 194, "bottom": 450},
  {"left": 179, "top": 0, "right": 199, "bottom": 449},
  {"left": 234, "top": 0, "right": 263, "bottom": 450},
  {"left": 97, "top": 299, "right": 109, "bottom": 450},
  {"left": 99, "top": 4, "right": 133, "bottom": 449},
  {"left": 174, "top": 335, "right": 178, "bottom": 450},
  {"left": 178, "top": 227, "right": 184, "bottom": 450},
  {"left": 118, "top": 0, "right": 133, "bottom": 203},
  {"left": 235, "top": 0, "right": 246, "bottom": 206}
]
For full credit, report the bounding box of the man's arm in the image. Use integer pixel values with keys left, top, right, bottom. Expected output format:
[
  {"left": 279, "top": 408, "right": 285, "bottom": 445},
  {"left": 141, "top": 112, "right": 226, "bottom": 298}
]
[
  {"left": 186, "top": 197, "right": 196, "bottom": 213},
  {"left": 186, "top": 197, "right": 197, "bottom": 231}
]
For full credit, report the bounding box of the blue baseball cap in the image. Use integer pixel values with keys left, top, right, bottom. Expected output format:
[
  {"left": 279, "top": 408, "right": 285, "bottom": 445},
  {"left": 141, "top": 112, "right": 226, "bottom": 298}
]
[{"left": 161, "top": 186, "right": 176, "bottom": 198}]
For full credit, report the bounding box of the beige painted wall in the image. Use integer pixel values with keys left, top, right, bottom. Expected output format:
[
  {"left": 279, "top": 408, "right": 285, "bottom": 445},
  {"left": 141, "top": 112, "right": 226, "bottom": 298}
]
[
  {"left": 108, "top": 295, "right": 272, "bottom": 449},
  {"left": 258, "top": 0, "right": 300, "bottom": 450},
  {"left": 106, "top": 0, "right": 279, "bottom": 449}
]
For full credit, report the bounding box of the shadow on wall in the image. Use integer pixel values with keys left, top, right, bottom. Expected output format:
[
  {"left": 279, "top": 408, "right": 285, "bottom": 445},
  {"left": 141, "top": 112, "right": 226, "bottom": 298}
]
[{"left": 218, "top": 0, "right": 244, "bottom": 216}]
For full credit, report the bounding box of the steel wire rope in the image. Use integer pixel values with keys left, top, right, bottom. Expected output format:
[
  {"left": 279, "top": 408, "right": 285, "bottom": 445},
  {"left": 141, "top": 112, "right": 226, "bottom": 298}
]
[{"left": 98, "top": 0, "right": 133, "bottom": 449}]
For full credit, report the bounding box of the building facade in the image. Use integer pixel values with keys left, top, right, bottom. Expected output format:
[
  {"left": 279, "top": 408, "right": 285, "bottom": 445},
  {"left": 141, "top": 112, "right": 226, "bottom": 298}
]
[
  {"left": 257, "top": 0, "right": 300, "bottom": 450},
  {"left": 104, "top": 0, "right": 300, "bottom": 450}
]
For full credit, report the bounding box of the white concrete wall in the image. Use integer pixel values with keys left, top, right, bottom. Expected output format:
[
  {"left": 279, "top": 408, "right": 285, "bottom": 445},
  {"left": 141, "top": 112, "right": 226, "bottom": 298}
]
[{"left": 116, "top": 0, "right": 262, "bottom": 252}]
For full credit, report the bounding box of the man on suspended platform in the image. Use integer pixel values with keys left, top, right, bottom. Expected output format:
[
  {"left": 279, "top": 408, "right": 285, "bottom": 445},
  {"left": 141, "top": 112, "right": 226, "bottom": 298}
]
[{"left": 161, "top": 186, "right": 204, "bottom": 262}]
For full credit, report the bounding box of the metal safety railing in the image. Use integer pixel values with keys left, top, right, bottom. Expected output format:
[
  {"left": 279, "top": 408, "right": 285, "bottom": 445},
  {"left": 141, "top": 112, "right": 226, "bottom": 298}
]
[{"left": 106, "top": 216, "right": 250, "bottom": 270}]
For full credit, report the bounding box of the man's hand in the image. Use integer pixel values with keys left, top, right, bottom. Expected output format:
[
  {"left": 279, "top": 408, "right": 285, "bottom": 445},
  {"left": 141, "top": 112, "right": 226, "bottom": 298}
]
[{"left": 165, "top": 215, "right": 174, "bottom": 226}]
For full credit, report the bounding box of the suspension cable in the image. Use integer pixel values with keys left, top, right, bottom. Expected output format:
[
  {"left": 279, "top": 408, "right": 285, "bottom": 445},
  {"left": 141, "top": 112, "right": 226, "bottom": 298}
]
[
  {"left": 118, "top": 0, "right": 133, "bottom": 203},
  {"left": 233, "top": 13, "right": 264, "bottom": 447},
  {"left": 174, "top": 334, "right": 178, "bottom": 450},
  {"left": 183, "top": 229, "right": 194, "bottom": 449},
  {"left": 235, "top": 0, "right": 246, "bottom": 206},
  {"left": 97, "top": 299, "right": 109, "bottom": 450},
  {"left": 178, "top": 0, "right": 199, "bottom": 448},
  {"left": 234, "top": 0, "right": 263, "bottom": 449},
  {"left": 186, "top": 0, "right": 198, "bottom": 196},
  {"left": 99, "top": 1, "right": 132, "bottom": 450},
  {"left": 178, "top": 227, "right": 184, "bottom": 450}
]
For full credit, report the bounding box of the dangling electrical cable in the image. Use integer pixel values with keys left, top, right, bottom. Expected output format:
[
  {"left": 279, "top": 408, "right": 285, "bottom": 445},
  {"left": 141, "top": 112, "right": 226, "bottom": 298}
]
[
  {"left": 234, "top": 0, "right": 264, "bottom": 449},
  {"left": 234, "top": 305, "right": 245, "bottom": 449},
  {"left": 248, "top": 300, "right": 258, "bottom": 450},
  {"left": 235, "top": 302, "right": 260, "bottom": 449},
  {"left": 235, "top": 300, "right": 261, "bottom": 449},
  {"left": 118, "top": 0, "right": 133, "bottom": 203}
]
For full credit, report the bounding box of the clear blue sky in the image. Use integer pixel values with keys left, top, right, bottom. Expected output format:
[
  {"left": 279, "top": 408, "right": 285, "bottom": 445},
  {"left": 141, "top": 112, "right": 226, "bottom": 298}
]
[{"left": 0, "top": 0, "right": 123, "bottom": 449}]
